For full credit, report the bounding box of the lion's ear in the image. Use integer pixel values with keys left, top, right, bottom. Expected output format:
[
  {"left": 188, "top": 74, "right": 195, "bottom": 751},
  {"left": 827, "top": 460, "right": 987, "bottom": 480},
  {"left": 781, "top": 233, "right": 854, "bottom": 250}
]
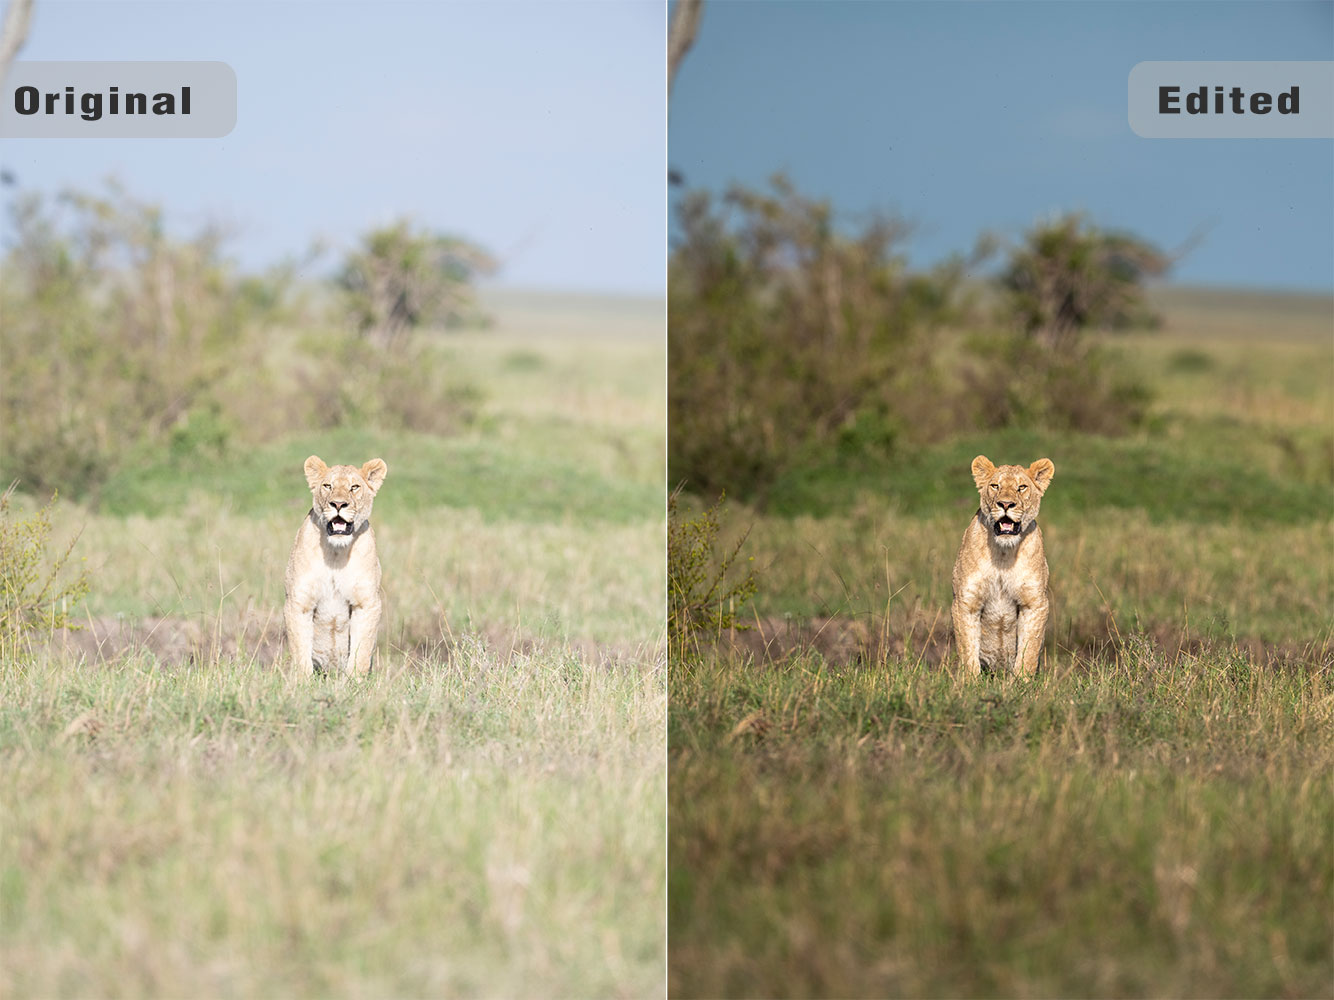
[
  {"left": 304, "top": 456, "right": 329, "bottom": 491},
  {"left": 1028, "top": 458, "right": 1055, "bottom": 493},
  {"left": 361, "top": 459, "right": 387, "bottom": 492},
  {"left": 971, "top": 455, "right": 995, "bottom": 491}
]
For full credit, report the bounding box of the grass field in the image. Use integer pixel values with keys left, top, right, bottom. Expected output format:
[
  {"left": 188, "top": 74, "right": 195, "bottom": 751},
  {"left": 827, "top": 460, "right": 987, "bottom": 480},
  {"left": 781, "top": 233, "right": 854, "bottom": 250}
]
[
  {"left": 1, "top": 290, "right": 667, "bottom": 998},
  {"left": 668, "top": 286, "right": 1334, "bottom": 998}
]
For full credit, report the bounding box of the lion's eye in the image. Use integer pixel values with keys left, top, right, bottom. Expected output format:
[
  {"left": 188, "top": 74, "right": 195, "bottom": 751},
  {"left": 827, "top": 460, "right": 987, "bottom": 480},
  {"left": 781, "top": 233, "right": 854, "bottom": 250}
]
[
  {"left": 990, "top": 483, "right": 998, "bottom": 491},
  {"left": 351, "top": 484, "right": 359, "bottom": 491},
  {"left": 322, "top": 483, "right": 331, "bottom": 490},
  {"left": 1018, "top": 484, "right": 1027, "bottom": 492}
]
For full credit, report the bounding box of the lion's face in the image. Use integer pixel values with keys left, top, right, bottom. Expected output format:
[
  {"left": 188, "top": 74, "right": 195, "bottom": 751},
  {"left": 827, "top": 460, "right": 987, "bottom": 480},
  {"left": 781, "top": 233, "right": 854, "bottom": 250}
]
[
  {"left": 303, "top": 455, "right": 388, "bottom": 548},
  {"left": 971, "top": 455, "right": 1055, "bottom": 549}
]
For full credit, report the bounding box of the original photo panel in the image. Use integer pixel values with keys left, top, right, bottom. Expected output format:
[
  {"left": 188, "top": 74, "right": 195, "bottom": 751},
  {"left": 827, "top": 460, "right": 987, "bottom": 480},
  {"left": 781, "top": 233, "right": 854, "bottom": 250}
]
[{"left": 0, "top": 2, "right": 665, "bottom": 997}]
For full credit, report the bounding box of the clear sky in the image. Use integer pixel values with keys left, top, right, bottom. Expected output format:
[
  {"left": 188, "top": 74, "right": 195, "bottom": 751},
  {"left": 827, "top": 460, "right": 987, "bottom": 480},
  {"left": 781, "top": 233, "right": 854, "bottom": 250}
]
[
  {"left": 3, "top": 1, "right": 666, "bottom": 295},
  {"left": 669, "top": 1, "right": 1334, "bottom": 292}
]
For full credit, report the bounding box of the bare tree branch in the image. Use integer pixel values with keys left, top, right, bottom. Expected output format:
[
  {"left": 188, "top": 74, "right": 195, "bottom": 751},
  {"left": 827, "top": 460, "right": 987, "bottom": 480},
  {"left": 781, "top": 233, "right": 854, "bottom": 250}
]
[
  {"left": 668, "top": 0, "right": 702, "bottom": 98},
  {"left": 0, "top": 0, "right": 34, "bottom": 88}
]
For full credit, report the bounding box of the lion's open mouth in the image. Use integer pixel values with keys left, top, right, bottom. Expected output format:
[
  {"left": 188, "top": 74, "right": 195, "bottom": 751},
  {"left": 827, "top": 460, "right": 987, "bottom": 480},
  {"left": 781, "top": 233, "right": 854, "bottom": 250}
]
[
  {"left": 326, "top": 515, "right": 353, "bottom": 537},
  {"left": 994, "top": 516, "right": 1020, "bottom": 537}
]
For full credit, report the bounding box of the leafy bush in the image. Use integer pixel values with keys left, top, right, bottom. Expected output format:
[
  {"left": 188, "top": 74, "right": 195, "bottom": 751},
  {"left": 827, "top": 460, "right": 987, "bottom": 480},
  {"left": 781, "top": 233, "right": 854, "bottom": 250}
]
[
  {"left": 669, "top": 175, "right": 970, "bottom": 498},
  {"left": 961, "top": 331, "right": 1153, "bottom": 435},
  {"left": 0, "top": 184, "right": 293, "bottom": 498},
  {"left": 335, "top": 220, "right": 495, "bottom": 346},
  {"left": 297, "top": 331, "right": 484, "bottom": 436},
  {"left": 0, "top": 484, "right": 89, "bottom": 653},
  {"left": 998, "top": 213, "right": 1169, "bottom": 351},
  {"left": 667, "top": 489, "right": 758, "bottom": 660}
]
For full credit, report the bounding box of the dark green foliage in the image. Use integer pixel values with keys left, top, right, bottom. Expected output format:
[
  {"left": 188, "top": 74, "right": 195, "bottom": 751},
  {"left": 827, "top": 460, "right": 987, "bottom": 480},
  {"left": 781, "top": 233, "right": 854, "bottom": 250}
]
[
  {"left": 668, "top": 175, "right": 969, "bottom": 499},
  {"left": 669, "top": 178, "right": 1157, "bottom": 503},
  {"left": 998, "top": 212, "right": 1170, "bottom": 351},
  {"left": 763, "top": 423, "right": 1329, "bottom": 524},
  {"left": 961, "top": 330, "right": 1153, "bottom": 435},
  {"left": 667, "top": 490, "right": 758, "bottom": 659}
]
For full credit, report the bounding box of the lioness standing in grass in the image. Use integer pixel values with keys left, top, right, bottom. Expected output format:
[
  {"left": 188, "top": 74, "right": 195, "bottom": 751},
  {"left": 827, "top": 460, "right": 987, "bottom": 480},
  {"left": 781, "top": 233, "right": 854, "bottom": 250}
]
[
  {"left": 284, "top": 456, "right": 388, "bottom": 676},
  {"left": 951, "top": 455, "right": 1055, "bottom": 677}
]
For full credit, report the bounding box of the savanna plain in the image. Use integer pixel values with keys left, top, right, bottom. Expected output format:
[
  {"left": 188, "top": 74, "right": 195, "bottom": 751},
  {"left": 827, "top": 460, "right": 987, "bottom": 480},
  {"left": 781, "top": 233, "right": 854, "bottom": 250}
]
[
  {"left": 669, "top": 288, "right": 1333, "bottom": 999},
  {"left": 1, "top": 292, "right": 666, "bottom": 998}
]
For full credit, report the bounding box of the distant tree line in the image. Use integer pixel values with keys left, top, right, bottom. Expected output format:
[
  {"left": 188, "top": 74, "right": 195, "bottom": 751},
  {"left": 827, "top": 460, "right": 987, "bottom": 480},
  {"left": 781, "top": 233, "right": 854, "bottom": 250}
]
[
  {"left": 0, "top": 181, "right": 493, "bottom": 501},
  {"left": 669, "top": 173, "right": 1167, "bottom": 499}
]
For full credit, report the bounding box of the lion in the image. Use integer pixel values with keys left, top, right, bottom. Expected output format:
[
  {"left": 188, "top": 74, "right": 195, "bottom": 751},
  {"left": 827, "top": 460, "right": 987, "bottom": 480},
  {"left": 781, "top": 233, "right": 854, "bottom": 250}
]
[
  {"left": 950, "top": 455, "right": 1055, "bottom": 677},
  {"left": 283, "top": 455, "right": 388, "bottom": 676}
]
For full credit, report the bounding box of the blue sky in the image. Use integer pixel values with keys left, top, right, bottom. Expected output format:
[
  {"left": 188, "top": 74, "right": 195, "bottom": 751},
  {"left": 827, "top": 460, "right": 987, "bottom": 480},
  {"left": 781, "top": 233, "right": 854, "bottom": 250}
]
[
  {"left": 3, "top": 1, "right": 665, "bottom": 294},
  {"left": 669, "top": 1, "right": 1334, "bottom": 292}
]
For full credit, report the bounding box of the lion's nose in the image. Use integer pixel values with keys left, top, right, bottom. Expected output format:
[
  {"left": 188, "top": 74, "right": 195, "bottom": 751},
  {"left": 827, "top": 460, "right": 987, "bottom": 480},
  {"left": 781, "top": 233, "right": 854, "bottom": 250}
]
[
  {"left": 997, "top": 500, "right": 1016, "bottom": 513},
  {"left": 331, "top": 500, "right": 348, "bottom": 513}
]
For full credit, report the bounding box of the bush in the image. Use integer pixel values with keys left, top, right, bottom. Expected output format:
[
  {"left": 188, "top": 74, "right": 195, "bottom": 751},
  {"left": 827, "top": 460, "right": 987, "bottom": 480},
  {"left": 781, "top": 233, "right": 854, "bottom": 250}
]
[
  {"left": 961, "top": 331, "right": 1153, "bottom": 435},
  {"left": 0, "top": 484, "right": 89, "bottom": 654},
  {"left": 669, "top": 175, "right": 968, "bottom": 499},
  {"left": 998, "top": 213, "right": 1169, "bottom": 352},
  {"left": 667, "top": 488, "right": 758, "bottom": 660},
  {"left": 335, "top": 220, "right": 495, "bottom": 346},
  {"left": 297, "top": 331, "right": 484, "bottom": 436},
  {"left": 0, "top": 184, "right": 293, "bottom": 499}
]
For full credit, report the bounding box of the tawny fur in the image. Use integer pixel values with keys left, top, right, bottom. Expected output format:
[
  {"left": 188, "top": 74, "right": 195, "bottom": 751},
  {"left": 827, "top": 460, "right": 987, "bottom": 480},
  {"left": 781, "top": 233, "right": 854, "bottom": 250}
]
[
  {"left": 283, "top": 456, "right": 387, "bottom": 676},
  {"left": 950, "top": 455, "right": 1055, "bottom": 677}
]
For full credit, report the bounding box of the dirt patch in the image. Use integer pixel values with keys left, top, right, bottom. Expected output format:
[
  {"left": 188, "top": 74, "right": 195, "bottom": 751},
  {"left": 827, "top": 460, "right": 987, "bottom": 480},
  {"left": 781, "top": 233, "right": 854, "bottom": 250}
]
[
  {"left": 714, "top": 615, "right": 1329, "bottom": 672},
  {"left": 48, "top": 613, "right": 659, "bottom": 672},
  {"left": 722, "top": 614, "right": 951, "bottom": 668},
  {"left": 51, "top": 613, "right": 286, "bottom": 667}
]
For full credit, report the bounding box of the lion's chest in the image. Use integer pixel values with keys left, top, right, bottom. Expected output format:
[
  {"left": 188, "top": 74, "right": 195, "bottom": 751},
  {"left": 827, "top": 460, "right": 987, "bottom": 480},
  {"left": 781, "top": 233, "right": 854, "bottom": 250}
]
[
  {"left": 955, "top": 526, "right": 1047, "bottom": 618},
  {"left": 288, "top": 535, "right": 379, "bottom": 624},
  {"left": 973, "top": 567, "right": 1028, "bottom": 623},
  {"left": 309, "top": 569, "right": 358, "bottom": 621}
]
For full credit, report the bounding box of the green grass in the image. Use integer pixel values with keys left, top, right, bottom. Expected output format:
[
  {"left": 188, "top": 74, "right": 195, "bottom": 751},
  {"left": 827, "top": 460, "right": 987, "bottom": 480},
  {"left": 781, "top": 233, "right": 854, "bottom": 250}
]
[
  {"left": 766, "top": 422, "right": 1330, "bottom": 523},
  {"left": 2, "top": 289, "right": 667, "bottom": 998},
  {"left": 2, "top": 645, "right": 664, "bottom": 999},
  {"left": 98, "top": 421, "right": 661, "bottom": 525}
]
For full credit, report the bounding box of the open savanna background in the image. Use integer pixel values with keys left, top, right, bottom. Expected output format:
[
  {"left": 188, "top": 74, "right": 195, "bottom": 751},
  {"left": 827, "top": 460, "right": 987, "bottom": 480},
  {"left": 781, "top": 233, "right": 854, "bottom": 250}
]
[
  {"left": 668, "top": 265, "right": 1332, "bottom": 997},
  {"left": 0, "top": 186, "right": 665, "bottom": 997}
]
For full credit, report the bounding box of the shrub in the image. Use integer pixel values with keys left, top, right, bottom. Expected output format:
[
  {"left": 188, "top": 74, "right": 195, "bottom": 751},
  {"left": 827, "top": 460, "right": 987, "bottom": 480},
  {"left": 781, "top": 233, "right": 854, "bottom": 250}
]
[
  {"left": 0, "top": 484, "right": 89, "bottom": 654},
  {"left": 667, "top": 488, "right": 758, "bottom": 660},
  {"left": 335, "top": 220, "right": 496, "bottom": 347},
  {"left": 0, "top": 184, "right": 292, "bottom": 498},
  {"left": 998, "top": 213, "right": 1169, "bottom": 352},
  {"left": 669, "top": 174, "right": 968, "bottom": 499},
  {"left": 961, "top": 331, "right": 1153, "bottom": 435},
  {"left": 296, "top": 331, "right": 484, "bottom": 435}
]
